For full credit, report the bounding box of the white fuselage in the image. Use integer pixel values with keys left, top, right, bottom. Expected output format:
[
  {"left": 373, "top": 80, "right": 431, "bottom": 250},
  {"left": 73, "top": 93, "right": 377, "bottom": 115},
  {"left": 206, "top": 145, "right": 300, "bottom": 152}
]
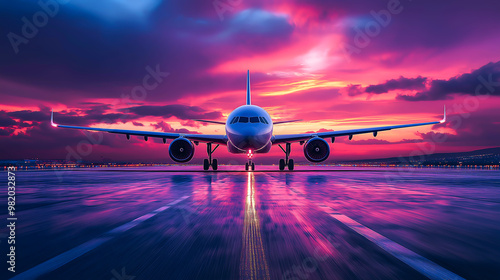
[{"left": 225, "top": 105, "right": 273, "bottom": 153}]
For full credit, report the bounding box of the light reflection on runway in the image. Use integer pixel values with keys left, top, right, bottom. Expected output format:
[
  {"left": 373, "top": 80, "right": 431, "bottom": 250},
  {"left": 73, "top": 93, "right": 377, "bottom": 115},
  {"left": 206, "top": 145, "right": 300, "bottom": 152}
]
[
  {"left": 240, "top": 173, "right": 270, "bottom": 280},
  {"left": 2, "top": 166, "right": 500, "bottom": 280}
]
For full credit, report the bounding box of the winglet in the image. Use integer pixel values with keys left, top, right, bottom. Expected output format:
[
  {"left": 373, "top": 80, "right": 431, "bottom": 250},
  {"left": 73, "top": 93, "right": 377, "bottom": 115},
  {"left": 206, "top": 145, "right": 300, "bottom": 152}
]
[
  {"left": 51, "top": 109, "right": 58, "bottom": 127},
  {"left": 246, "top": 70, "right": 251, "bottom": 105},
  {"left": 440, "top": 105, "right": 446, "bottom": 123}
]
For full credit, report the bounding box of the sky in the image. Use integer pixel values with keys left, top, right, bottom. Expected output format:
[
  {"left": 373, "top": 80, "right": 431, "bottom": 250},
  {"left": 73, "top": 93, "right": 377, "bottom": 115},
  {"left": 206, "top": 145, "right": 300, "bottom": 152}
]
[{"left": 1, "top": 0, "right": 499, "bottom": 164}]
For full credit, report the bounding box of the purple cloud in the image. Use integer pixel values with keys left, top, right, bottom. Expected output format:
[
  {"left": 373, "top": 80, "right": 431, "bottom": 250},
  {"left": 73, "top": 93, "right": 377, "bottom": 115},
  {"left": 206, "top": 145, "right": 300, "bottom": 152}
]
[
  {"left": 419, "top": 109, "right": 500, "bottom": 147},
  {"left": 152, "top": 121, "right": 198, "bottom": 134},
  {"left": 366, "top": 76, "right": 427, "bottom": 94},
  {"left": 398, "top": 61, "right": 500, "bottom": 101},
  {"left": 125, "top": 104, "right": 223, "bottom": 120}
]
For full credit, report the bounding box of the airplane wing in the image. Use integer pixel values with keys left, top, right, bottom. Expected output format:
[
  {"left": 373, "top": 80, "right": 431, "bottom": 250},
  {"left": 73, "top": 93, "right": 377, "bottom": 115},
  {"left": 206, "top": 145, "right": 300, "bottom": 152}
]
[
  {"left": 273, "top": 119, "right": 302, "bottom": 125},
  {"left": 272, "top": 106, "right": 446, "bottom": 145},
  {"left": 51, "top": 110, "right": 227, "bottom": 145},
  {"left": 193, "top": 119, "right": 226, "bottom": 125}
]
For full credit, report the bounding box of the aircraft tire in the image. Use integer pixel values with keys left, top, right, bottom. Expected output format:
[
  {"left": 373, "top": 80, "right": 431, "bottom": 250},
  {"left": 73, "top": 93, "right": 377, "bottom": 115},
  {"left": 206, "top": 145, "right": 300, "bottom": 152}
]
[{"left": 279, "top": 159, "right": 285, "bottom": 171}]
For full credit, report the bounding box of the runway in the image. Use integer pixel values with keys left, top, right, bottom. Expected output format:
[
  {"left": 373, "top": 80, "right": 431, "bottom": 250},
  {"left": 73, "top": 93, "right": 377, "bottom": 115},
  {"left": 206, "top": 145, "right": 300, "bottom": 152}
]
[{"left": 2, "top": 166, "right": 500, "bottom": 280}]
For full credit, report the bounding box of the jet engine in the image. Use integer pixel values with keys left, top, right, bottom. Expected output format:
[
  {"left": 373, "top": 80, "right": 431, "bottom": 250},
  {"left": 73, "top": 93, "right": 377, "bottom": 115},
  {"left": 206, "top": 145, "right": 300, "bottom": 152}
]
[
  {"left": 303, "top": 137, "right": 330, "bottom": 162},
  {"left": 169, "top": 138, "right": 195, "bottom": 162}
]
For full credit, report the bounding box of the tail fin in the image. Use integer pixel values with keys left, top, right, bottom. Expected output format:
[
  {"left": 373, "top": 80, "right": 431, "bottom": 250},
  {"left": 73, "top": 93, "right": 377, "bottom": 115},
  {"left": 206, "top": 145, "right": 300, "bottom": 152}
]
[{"left": 246, "top": 70, "right": 251, "bottom": 105}]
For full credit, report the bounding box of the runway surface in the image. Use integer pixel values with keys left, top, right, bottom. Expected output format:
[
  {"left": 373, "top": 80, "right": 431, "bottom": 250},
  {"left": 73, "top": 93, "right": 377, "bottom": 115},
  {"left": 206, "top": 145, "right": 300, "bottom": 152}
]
[{"left": 2, "top": 166, "right": 500, "bottom": 280}]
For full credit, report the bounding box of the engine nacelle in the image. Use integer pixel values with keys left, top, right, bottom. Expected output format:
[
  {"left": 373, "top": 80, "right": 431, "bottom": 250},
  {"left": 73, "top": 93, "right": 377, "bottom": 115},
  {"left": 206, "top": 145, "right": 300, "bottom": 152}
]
[
  {"left": 303, "top": 137, "right": 330, "bottom": 162},
  {"left": 169, "top": 138, "right": 195, "bottom": 163}
]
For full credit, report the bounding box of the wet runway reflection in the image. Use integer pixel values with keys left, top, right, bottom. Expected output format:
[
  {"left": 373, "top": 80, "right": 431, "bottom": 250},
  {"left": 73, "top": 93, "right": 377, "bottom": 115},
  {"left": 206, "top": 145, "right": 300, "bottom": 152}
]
[
  {"left": 2, "top": 167, "right": 500, "bottom": 280},
  {"left": 240, "top": 173, "right": 270, "bottom": 280}
]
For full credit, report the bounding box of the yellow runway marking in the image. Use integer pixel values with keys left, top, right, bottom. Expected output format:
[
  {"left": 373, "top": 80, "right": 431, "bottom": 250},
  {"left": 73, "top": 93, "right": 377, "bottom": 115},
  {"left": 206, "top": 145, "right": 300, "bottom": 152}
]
[{"left": 240, "top": 173, "right": 270, "bottom": 280}]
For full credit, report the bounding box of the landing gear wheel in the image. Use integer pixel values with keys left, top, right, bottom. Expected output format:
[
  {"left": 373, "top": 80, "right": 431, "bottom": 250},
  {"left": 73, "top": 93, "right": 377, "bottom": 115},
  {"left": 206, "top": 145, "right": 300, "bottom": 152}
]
[
  {"left": 251, "top": 162, "right": 255, "bottom": 171},
  {"left": 279, "top": 143, "right": 294, "bottom": 171},
  {"left": 203, "top": 159, "right": 210, "bottom": 170},
  {"left": 204, "top": 143, "right": 219, "bottom": 171},
  {"left": 245, "top": 162, "right": 249, "bottom": 171},
  {"left": 279, "top": 159, "right": 285, "bottom": 171}
]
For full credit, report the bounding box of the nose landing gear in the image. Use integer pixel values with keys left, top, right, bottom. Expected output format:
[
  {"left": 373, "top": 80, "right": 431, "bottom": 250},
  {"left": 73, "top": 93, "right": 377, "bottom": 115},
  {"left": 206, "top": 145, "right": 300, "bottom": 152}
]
[
  {"left": 203, "top": 143, "right": 219, "bottom": 171},
  {"left": 278, "top": 143, "right": 294, "bottom": 171},
  {"left": 245, "top": 161, "right": 255, "bottom": 171},
  {"left": 245, "top": 150, "right": 255, "bottom": 171}
]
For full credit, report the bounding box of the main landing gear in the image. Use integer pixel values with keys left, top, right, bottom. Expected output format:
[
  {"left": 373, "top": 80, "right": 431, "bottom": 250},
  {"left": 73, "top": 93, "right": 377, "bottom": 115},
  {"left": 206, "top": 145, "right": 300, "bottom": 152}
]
[
  {"left": 203, "top": 143, "right": 219, "bottom": 171},
  {"left": 245, "top": 150, "right": 255, "bottom": 171},
  {"left": 278, "top": 143, "right": 294, "bottom": 171}
]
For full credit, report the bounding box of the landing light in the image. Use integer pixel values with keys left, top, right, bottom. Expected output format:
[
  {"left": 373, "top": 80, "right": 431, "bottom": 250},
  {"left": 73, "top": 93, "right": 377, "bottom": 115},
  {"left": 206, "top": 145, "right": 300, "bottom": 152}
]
[{"left": 247, "top": 150, "right": 253, "bottom": 158}]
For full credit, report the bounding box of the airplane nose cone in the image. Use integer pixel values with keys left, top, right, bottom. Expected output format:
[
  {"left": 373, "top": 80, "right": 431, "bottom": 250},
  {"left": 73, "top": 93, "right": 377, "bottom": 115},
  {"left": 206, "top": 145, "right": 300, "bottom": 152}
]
[
  {"left": 239, "top": 126, "right": 260, "bottom": 138},
  {"left": 229, "top": 126, "right": 270, "bottom": 151}
]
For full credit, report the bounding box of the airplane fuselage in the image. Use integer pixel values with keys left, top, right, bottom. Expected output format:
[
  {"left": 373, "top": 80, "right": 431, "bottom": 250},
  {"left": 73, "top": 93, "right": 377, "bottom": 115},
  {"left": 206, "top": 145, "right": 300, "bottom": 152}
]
[{"left": 225, "top": 105, "right": 273, "bottom": 154}]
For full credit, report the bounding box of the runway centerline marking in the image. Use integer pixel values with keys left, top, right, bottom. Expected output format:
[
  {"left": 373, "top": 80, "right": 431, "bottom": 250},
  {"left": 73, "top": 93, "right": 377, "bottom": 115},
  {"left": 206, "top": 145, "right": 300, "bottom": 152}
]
[
  {"left": 324, "top": 209, "right": 465, "bottom": 280},
  {"left": 10, "top": 195, "right": 191, "bottom": 280}
]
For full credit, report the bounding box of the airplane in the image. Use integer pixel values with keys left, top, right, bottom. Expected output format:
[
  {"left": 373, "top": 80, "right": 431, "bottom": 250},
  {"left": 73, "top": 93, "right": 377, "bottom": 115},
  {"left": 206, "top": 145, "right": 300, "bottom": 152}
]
[{"left": 51, "top": 70, "right": 446, "bottom": 171}]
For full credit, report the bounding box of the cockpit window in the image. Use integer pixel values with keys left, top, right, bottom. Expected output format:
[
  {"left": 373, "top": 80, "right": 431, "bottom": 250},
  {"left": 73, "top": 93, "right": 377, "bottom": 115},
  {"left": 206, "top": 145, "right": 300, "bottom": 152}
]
[{"left": 235, "top": 116, "right": 268, "bottom": 124}]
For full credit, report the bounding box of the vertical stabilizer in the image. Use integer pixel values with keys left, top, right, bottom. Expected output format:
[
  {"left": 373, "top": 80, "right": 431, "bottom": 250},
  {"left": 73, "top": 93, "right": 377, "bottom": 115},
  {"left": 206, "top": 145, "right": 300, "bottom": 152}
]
[{"left": 246, "top": 70, "right": 251, "bottom": 105}]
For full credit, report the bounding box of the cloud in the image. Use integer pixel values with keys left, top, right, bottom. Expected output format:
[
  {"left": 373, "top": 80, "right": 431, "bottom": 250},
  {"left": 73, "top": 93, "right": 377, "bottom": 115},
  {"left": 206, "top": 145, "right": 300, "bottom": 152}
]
[
  {"left": 0, "top": 111, "right": 17, "bottom": 127},
  {"left": 180, "top": 119, "right": 207, "bottom": 128},
  {"left": 125, "top": 104, "right": 223, "bottom": 120},
  {"left": 7, "top": 110, "right": 47, "bottom": 123},
  {"left": 0, "top": 3, "right": 294, "bottom": 104},
  {"left": 343, "top": 76, "right": 427, "bottom": 97},
  {"left": 416, "top": 109, "right": 500, "bottom": 147},
  {"left": 152, "top": 121, "right": 198, "bottom": 134},
  {"left": 0, "top": 128, "right": 14, "bottom": 136},
  {"left": 0, "top": 120, "right": 132, "bottom": 160},
  {"left": 331, "top": 0, "right": 500, "bottom": 65},
  {"left": 344, "top": 84, "right": 364, "bottom": 97},
  {"left": 398, "top": 61, "right": 500, "bottom": 101},
  {"left": 365, "top": 76, "right": 427, "bottom": 94},
  {"left": 346, "top": 138, "right": 423, "bottom": 145},
  {"left": 305, "top": 128, "right": 334, "bottom": 133},
  {"left": 230, "top": 9, "right": 293, "bottom": 37}
]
